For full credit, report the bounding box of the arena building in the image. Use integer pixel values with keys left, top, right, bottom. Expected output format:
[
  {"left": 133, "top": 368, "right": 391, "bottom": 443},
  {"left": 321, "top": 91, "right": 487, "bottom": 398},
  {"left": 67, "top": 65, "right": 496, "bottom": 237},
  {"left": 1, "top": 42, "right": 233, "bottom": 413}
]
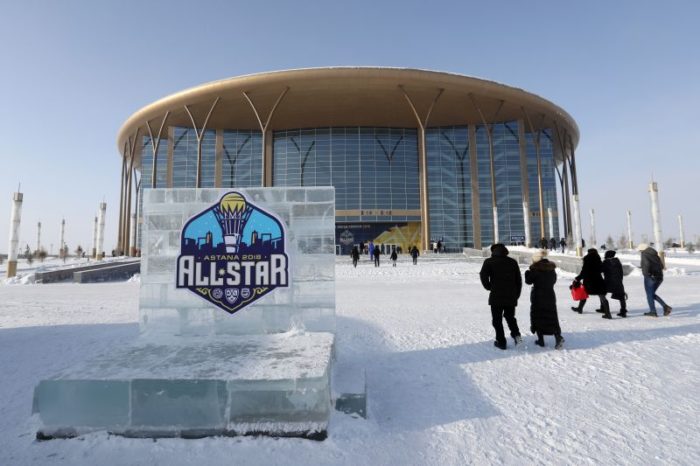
[{"left": 116, "top": 67, "right": 581, "bottom": 254}]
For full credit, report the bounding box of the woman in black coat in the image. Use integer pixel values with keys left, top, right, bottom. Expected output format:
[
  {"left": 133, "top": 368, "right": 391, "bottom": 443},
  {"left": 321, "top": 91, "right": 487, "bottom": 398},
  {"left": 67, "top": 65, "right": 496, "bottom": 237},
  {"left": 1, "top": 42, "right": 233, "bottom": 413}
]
[
  {"left": 525, "top": 250, "right": 564, "bottom": 349},
  {"left": 602, "top": 250, "right": 627, "bottom": 317},
  {"left": 572, "top": 248, "right": 612, "bottom": 318}
]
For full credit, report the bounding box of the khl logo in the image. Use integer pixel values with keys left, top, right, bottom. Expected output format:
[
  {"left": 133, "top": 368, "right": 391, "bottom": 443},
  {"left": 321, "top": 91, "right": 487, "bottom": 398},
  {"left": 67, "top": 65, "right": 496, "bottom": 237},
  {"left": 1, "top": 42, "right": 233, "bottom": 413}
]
[{"left": 176, "top": 191, "right": 289, "bottom": 315}]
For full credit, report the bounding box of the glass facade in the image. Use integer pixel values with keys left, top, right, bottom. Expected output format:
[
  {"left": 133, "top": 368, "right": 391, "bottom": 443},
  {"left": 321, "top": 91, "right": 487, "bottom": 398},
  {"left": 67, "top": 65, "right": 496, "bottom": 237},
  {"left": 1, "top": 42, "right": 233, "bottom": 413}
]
[
  {"left": 172, "top": 127, "right": 216, "bottom": 188},
  {"left": 272, "top": 127, "right": 420, "bottom": 223},
  {"left": 526, "top": 129, "right": 559, "bottom": 241},
  {"left": 426, "top": 126, "right": 473, "bottom": 249},
  {"left": 140, "top": 135, "right": 169, "bottom": 189},
  {"left": 133, "top": 123, "right": 561, "bottom": 251},
  {"left": 222, "top": 129, "right": 263, "bottom": 188}
]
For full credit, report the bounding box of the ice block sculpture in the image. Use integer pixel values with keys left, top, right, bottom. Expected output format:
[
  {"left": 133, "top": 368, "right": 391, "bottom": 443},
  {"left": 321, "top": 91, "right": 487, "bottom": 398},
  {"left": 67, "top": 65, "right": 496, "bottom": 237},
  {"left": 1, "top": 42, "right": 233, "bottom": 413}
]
[
  {"left": 139, "top": 188, "right": 336, "bottom": 337},
  {"left": 33, "top": 188, "right": 336, "bottom": 439}
]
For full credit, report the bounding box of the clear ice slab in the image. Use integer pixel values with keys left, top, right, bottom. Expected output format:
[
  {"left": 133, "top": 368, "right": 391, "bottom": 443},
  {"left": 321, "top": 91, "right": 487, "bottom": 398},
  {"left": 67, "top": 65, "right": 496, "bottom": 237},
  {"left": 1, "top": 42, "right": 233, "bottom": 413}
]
[{"left": 34, "top": 332, "right": 334, "bottom": 437}]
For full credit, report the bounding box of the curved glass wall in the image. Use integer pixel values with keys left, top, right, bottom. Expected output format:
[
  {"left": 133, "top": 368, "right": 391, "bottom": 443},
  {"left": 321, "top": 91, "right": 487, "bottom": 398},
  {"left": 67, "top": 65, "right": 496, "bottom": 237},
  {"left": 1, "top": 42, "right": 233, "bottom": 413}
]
[
  {"left": 426, "top": 126, "right": 473, "bottom": 249},
  {"left": 273, "top": 127, "right": 419, "bottom": 222},
  {"left": 140, "top": 136, "right": 169, "bottom": 189},
  {"left": 493, "top": 121, "right": 526, "bottom": 243},
  {"left": 526, "top": 129, "right": 559, "bottom": 241},
  {"left": 172, "top": 127, "right": 216, "bottom": 188},
  {"left": 131, "top": 123, "right": 560, "bottom": 252},
  {"left": 222, "top": 129, "right": 263, "bottom": 188},
  {"left": 428, "top": 121, "right": 559, "bottom": 250}
]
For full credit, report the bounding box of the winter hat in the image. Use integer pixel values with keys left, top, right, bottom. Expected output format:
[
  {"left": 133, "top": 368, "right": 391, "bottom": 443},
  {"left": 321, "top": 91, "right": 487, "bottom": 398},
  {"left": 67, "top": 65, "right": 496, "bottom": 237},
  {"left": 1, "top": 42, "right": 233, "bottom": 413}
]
[
  {"left": 636, "top": 243, "right": 649, "bottom": 251},
  {"left": 532, "top": 249, "right": 548, "bottom": 263},
  {"left": 490, "top": 243, "right": 509, "bottom": 256},
  {"left": 604, "top": 250, "right": 616, "bottom": 259}
]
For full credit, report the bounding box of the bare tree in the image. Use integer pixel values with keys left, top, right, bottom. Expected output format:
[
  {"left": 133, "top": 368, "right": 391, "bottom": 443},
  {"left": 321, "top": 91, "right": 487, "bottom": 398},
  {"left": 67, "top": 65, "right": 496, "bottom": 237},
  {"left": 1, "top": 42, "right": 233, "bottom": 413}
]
[
  {"left": 618, "top": 235, "right": 627, "bottom": 250},
  {"left": 605, "top": 235, "right": 615, "bottom": 250}
]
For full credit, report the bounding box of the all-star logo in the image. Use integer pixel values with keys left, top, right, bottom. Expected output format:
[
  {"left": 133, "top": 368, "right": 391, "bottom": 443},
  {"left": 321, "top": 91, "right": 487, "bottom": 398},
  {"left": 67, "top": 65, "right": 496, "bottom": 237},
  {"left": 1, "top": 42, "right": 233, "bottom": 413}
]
[{"left": 176, "top": 191, "right": 289, "bottom": 315}]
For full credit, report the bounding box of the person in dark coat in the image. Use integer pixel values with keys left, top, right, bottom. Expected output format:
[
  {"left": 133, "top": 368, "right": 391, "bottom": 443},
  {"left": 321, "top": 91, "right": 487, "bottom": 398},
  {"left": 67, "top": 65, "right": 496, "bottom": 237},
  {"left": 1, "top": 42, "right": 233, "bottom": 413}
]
[
  {"left": 410, "top": 246, "right": 419, "bottom": 265},
  {"left": 479, "top": 244, "right": 523, "bottom": 350},
  {"left": 390, "top": 249, "right": 398, "bottom": 267},
  {"left": 549, "top": 237, "right": 556, "bottom": 251},
  {"left": 351, "top": 246, "right": 360, "bottom": 268},
  {"left": 572, "top": 248, "right": 611, "bottom": 318},
  {"left": 559, "top": 238, "right": 567, "bottom": 253},
  {"left": 602, "top": 250, "right": 627, "bottom": 317},
  {"left": 637, "top": 243, "right": 671, "bottom": 317},
  {"left": 539, "top": 237, "right": 548, "bottom": 249},
  {"left": 525, "top": 250, "right": 564, "bottom": 349},
  {"left": 372, "top": 245, "right": 381, "bottom": 267}
]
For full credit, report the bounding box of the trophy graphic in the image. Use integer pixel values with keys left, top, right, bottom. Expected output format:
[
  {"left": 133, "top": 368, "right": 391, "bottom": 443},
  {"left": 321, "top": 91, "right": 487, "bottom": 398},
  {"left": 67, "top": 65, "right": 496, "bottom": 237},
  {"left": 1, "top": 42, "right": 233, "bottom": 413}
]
[{"left": 213, "top": 192, "right": 252, "bottom": 253}]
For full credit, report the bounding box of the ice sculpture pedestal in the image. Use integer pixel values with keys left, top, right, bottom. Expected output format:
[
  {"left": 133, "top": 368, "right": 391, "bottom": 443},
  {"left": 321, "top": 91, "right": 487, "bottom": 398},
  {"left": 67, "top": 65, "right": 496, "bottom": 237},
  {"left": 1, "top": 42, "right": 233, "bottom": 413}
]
[
  {"left": 34, "top": 333, "right": 334, "bottom": 439},
  {"left": 33, "top": 188, "right": 337, "bottom": 439}
]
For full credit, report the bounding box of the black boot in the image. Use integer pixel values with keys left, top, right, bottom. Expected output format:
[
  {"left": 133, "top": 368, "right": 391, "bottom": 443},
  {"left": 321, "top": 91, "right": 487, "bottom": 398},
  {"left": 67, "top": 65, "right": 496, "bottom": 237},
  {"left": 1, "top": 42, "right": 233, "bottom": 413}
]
[
  {"left": 555, "top": 335, "right": 565, "bottom": 350},
  {"left": 535, "top": 332, "right": 545, "bottom": 347},
  {"left": 494, "top": 340, "right": 507, "bottom": 350},
  {"left": 571, "top": 306, "right": 583, "bottom": 314}
]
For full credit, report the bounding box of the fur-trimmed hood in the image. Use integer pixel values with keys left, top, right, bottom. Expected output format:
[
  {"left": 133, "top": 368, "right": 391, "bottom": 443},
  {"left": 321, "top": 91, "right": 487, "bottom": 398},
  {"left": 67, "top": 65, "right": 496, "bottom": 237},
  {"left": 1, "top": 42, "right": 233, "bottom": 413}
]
[{"left": 529, "top": 258, "right": 556, "bottom": 272}]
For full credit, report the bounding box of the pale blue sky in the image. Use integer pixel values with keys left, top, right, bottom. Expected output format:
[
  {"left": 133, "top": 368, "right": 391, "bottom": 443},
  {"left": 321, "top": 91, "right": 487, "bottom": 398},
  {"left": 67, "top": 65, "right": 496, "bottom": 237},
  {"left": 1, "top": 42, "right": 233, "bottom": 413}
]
[{"left": 1, "top": 0, "right": 698, "bottom": 253}]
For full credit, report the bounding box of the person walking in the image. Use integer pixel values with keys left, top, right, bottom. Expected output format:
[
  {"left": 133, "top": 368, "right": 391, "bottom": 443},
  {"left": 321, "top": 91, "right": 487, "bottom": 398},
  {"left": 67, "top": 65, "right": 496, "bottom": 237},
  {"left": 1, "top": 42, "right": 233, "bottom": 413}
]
[
  {"left": 539, "top": 237, "right": 548, "bottom": 249},
  {"left": 410, "top": 246, "right": 419, "bottom": 265},
  {"left": 373, "top": 245, "right": 381, "bottom": 267},
  {"left": 637, "top": 243, "right": 672, "bottom": 317},
  {"left": 525, "top": 250, "right": 564, "bottom": 349},
  {"left": 351, "top": 246, "right": 360, "bottom": 268},
  {"left": 602, "top": 250, "right": 627, "bottom": 317},
  {"left": 549, "top": 237, "right": 556, "bottom": 251},
  {"left": 368, "top": 241, "right": 375, "bottom": 259},
  {"left": 390, "top": 249, "right": 398, "bottom": 267},
  {"left": 559, "top": 237, "right": 567, "bottom": 253},
  {"left": 479, "top": 243, "right": 523, "bottom": 350},
  {"left": 572, "top": 248, "right": 612, "bottom": 319}
]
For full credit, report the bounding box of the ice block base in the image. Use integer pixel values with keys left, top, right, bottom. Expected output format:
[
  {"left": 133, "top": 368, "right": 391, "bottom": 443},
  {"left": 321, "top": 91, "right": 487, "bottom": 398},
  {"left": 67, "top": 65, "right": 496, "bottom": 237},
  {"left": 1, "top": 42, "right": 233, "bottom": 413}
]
[{"left": 33, "top": 332, "right": 334, "bottom": 439}]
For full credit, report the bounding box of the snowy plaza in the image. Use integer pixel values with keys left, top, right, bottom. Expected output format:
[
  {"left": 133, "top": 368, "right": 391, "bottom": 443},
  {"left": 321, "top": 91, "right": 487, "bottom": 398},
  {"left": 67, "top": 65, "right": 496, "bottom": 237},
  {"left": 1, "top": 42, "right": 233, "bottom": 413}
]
[{"left": 1, "top": 253, "right": 698, "bottom": 465}]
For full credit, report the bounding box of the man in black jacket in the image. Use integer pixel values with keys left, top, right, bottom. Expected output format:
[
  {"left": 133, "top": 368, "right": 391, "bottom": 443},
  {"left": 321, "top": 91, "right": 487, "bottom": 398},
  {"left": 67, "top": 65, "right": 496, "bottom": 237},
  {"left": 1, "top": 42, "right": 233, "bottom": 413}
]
[
  {"left": 602, "top": 250, "right": 627, "bottom": 317},
  {"left": 480, "top": 244, "right": 522, "bottom": 349}
]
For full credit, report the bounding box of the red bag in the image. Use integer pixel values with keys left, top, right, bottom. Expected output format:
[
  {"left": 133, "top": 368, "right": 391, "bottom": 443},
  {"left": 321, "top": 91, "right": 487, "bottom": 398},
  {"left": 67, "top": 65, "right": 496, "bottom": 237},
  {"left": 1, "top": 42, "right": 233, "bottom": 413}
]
[{"left": 570, "top": 282, "right": 589, "bottom": 301}]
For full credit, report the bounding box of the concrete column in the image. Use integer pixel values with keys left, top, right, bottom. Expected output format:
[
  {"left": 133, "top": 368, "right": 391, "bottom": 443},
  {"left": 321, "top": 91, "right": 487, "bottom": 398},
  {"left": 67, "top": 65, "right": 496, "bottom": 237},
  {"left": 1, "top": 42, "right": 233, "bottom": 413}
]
[
  {"left": 418, "top": 126, "right": 431, "bottom": 251},
  {"left": 264, "top": 128, "right": 274, "bottom": 187},
  {"left": 96, "top": 202, "right": 106, "bottom": 260},
  {"left": 627, "top": 210, "right": 633, "bottom": 249},
  {"left": 60, "top": 218, "right": 66, "bottom": 256},
  {"left": 649, "top": 182, "right": 664, "bottom": 262},
  {"left": 548, "top": 207, "right": 554, "bottom": 240},
  {"left": 589, "top": 209, "right": 596, "bottom": 247},
  {"left": 523, "top": 202, "right": 531, "bottom": 248},
  {"left": 130, "top": 212, "right": 137, "bottom": 256},
  {"left": 36, "top": 221, "right": 41, "bottom": 253},
  {"left": 571, "top": 194, "right": 583, "bottom": 256},
  {"left": 215, "top": 129, "right": 223, "bottom": 187},
  {"left": 469, "top": 124, "right": 481, "bottom": 249},
  {"left": 678, "top": 215, "right": 685, "bottom": 249},
  {"left": 6, "top": 191, "right": 23, "bottom": 278},
  {"left": 518, "top": 120, "right": 531, "bottom": 247},
  {"left": 92, "top": 215, "right": 98, "bottom": 258}
]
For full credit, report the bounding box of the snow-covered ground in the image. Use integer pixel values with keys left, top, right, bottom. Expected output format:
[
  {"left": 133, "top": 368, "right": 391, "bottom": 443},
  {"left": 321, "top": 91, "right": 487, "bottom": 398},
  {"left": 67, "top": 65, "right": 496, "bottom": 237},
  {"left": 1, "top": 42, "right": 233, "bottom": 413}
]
[{"left": 1, "top": 255, "right": 699, "bottom": 465}]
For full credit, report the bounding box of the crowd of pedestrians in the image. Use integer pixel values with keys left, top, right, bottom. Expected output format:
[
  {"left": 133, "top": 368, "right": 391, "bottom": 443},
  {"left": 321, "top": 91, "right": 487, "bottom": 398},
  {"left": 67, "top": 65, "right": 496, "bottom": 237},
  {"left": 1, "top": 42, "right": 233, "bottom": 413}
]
[
  {"left": 349, "top": 241, "right": 421, "bottom": 268},
  {"left": 348, "top": 238, "right": 673, "bottom": 351},
  {"left": 480, "top": 242, "right": 672, "bottom": 351}
]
